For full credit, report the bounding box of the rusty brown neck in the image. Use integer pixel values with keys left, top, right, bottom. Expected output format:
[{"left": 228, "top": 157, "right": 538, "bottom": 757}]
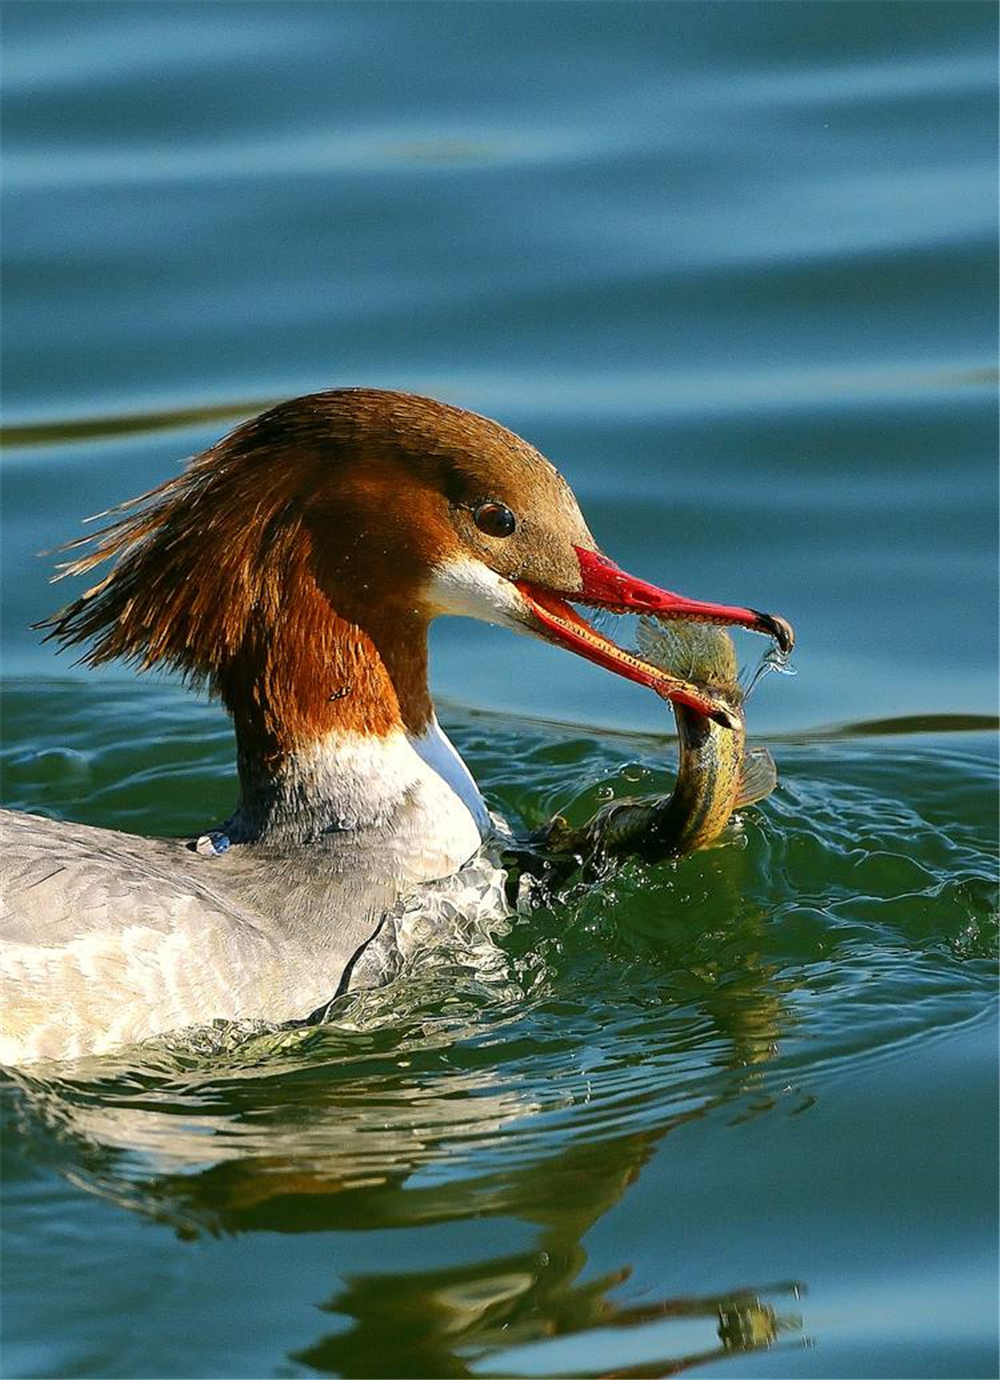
[{"left": 215, "top": 574, "right": 436, "bottom": 844}]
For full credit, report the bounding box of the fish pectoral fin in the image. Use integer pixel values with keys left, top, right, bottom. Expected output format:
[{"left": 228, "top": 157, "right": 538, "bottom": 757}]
[{"left": 734, "top": 747, "right": 778, "bottom": 809}]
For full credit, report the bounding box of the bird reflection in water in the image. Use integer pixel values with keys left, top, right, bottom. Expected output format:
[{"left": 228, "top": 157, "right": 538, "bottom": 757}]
[{"left": 284, "top": 1136, "right": 804, "bottom": 1379}]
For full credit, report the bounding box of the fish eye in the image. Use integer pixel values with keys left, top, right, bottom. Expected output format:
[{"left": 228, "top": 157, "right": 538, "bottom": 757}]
[{"left": 473, "top": 501, "right": 517, "bottom": 538}]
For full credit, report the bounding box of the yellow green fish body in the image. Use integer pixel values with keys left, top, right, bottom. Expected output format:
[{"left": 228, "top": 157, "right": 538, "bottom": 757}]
[{"left": 542, "top": 620, "right": 776, "bottom": 863}]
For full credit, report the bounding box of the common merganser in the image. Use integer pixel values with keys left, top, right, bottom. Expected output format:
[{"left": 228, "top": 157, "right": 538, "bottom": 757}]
[{"left": 0, "top": 389, "right": 791, "bottom": 1065}]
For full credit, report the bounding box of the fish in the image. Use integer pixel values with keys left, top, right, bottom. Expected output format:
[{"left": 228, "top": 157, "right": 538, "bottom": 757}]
[{"left": 538, "top": 619, "right": 780, "bottom": 864}]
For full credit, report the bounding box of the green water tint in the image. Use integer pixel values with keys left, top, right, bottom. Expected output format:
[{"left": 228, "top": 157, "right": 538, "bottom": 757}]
[{"left": 2, "top": 682, "right": 996, "bottom": 1378}]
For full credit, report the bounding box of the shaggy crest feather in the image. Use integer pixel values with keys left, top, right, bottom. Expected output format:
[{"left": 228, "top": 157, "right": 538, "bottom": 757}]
[
  {"left": 44, "top": 411, "right": 320, "bottom": 670},
  {"left": 36, "top": 396, "right": 447, "bottom": 748}
]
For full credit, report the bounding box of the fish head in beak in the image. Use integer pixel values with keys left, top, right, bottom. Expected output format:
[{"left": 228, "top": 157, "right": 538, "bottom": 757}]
[{"left": 509, "top": 547, "right": 792, "bottom": 729}]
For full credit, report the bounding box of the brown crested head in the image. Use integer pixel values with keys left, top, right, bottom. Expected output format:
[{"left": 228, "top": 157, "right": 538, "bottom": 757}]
[
  {"left": 40, "top": 391, "right": 593, "bottom": 749},
  {"left": 42, "top": 388, "right": 793, "bottom": 755},
  {"left": 297, "top": 390, "right": 598, "bottom": 619}
]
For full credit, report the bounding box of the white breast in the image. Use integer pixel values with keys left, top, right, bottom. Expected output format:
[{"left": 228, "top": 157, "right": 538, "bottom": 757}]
[{"left": 270, "top": 718, "right": 490, "bottom": 879}]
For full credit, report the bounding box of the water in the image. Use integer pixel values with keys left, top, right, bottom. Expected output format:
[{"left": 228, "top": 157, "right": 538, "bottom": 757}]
[{"left": 1, "top": 4, "right": 997, "bottom": 1377}]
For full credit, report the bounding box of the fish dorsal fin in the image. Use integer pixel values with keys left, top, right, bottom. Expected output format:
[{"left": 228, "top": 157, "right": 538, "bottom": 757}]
[
  {"left": 734, "top": 747, "right": 778, "bottom": 808},
  {"left": 636, "top": 617, "right": 740, "bottom": 692}
]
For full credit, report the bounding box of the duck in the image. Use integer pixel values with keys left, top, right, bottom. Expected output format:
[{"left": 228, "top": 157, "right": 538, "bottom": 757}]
[{"left": 0, "top": 389, "right": 791, "bottom": 1065}]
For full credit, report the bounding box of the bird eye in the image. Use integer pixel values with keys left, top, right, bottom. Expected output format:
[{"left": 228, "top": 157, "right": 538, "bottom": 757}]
[{"left": 473, "top": 501, "right": 516, "bottom": 538}]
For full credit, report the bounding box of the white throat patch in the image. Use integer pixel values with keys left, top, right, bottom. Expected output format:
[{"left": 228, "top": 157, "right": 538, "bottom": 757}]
[{"left": 422, "top": 555, "right": 528, "bottom": 630}]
